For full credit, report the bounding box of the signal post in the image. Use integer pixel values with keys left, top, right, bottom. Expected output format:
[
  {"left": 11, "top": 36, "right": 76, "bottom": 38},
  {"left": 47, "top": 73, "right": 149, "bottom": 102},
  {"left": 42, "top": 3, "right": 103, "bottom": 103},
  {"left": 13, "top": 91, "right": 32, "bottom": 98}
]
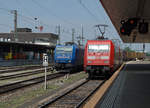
[{"left": 43, "top": 53, "right": 48, "bottom": 90}]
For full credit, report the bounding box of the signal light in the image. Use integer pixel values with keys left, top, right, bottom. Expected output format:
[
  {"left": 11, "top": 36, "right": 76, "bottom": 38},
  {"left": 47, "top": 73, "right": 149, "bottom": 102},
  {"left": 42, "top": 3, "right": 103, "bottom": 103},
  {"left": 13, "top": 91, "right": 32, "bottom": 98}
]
[
  {"left": 120, "top": 18, "right": 139, "bottom": 36},
  {"left": 130, "top": 20, "right": 134, "bottom": 24},
  {"left": 128, "top": 18, "right": 138, "bottom": 28},
  {"left": 120, "top": 26, "right": 131, "bottom": 36},
  {"left": 121, "top": 28, "right": 125, "bottom": 33}
]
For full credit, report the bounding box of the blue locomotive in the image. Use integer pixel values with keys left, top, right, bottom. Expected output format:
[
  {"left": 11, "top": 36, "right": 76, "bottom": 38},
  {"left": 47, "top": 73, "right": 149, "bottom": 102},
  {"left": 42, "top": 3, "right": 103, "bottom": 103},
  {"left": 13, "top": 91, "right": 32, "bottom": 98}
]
[{"left": 54, "top": 42, "right": 84, "bottom": 72}]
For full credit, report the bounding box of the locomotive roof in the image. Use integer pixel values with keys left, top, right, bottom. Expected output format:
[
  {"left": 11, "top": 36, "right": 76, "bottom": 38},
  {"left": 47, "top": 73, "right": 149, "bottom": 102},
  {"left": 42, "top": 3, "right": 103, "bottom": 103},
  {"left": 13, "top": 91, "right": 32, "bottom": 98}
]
[
  {"left": 86, "top": 40, "right": 121, "bottom": 48},
  {"left": 56, "top": 43, "right": 84, "bottom": 47},
  {"left": 56, "top": 44, "right": 76, "bottom": 47},
  {"left": 87, "top": 40, "right": 113, "bottom": 43},
  {"left": 55, "top": 44, "right": 84, "bottom": 51}
]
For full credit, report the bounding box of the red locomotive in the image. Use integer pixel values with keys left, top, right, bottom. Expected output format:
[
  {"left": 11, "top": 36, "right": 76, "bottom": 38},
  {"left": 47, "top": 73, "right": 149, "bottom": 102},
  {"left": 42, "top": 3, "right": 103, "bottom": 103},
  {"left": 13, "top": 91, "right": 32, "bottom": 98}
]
[{"left": 84, "top": 40, "right": 123, "bottom": 79}]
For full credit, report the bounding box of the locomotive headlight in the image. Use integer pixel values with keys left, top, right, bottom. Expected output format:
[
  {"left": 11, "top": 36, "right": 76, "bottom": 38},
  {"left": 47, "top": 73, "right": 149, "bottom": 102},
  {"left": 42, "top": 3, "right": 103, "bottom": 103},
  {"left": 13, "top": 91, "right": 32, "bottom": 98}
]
[
  {"left": 87, "top": 56, "right": 96, "bottom": 59},
  {"left": 101, "top": 56, "right": 109, "bottom": 59},
  {"left": 68, "top": 60, "right": 71, "bottom": 63}
]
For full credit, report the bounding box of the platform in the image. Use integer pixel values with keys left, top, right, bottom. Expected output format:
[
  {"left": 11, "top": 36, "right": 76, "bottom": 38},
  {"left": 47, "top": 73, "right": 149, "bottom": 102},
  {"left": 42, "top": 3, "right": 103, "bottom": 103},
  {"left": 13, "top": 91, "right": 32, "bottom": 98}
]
[{"left": 96, "top": 61, "right": 150, "bottom": 108}]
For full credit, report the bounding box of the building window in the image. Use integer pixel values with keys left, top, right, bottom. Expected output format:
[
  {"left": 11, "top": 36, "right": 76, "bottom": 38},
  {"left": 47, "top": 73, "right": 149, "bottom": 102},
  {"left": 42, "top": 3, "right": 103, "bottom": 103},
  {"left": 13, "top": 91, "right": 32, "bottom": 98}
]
[{"left": 0, "top": 38, "right": 3, "bottom": 41}]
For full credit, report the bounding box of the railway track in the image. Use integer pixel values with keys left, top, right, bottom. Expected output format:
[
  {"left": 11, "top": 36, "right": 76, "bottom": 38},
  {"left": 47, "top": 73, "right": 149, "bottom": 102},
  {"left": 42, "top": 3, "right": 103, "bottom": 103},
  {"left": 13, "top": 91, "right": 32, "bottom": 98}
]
[
  {"left": 0, "top": 64, "right": 54, "bottom": 74},
  {"left": 0, "top": 65, "right": 43, "bottom": 74},
  {"left": 39, "top": 79, "right": 105, "bottom": 108},
  {"left": 0, "top": 72, "right": 65, "bottom": 94},
  {"left": 0, "top": 67, "right": 52, "bottom": 80}
]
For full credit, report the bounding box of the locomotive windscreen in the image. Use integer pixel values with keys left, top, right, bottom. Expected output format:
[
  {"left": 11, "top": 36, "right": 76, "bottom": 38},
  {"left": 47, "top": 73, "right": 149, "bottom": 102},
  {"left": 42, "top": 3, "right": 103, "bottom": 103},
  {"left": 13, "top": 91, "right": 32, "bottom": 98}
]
[
  {"left": 88, "top": 45, "right": 110, "bottom": 52},
  {"left": 56, "top": 46, "right": 73, "bottom": 54}
]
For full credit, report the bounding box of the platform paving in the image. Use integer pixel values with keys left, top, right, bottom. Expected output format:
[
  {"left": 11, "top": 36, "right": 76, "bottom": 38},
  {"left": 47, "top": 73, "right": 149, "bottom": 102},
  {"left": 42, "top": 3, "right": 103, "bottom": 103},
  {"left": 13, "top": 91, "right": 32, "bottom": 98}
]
[{"left": 96, "top": 61, "right": 150, "bottom": 108}]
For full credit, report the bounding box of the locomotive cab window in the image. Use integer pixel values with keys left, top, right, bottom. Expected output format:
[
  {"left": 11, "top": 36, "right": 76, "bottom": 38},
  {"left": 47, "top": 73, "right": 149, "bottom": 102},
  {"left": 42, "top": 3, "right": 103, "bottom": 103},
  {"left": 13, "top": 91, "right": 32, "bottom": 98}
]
[
  {"left": 88, "top": 45, "right": 110, "bottom": 52},
  {"left": 56, "top": 47, "right": 73, "bottom": 54}
]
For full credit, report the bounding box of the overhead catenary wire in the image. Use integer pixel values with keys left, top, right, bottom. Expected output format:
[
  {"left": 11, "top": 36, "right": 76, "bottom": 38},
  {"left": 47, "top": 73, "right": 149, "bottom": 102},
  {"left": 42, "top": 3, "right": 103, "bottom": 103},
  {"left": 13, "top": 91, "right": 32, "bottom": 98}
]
[
  {"left": 0, "top": 24, "right": 12, "bottom": 28},
  {"left": 19, "top": 14, "right": 74, "bottom": 35},
  {"left": 0, "top": 1, "right": 93, "bottom": 41},
  {"left": 0, "top": 1, "right": 78, "bottom": 32},
  {"left": 0, "top": 7, "right": 47, "bottom": 27},
  {"left": 77, "top": 0, "right": 123, "bottom": 43},
  {"left": 0, "top": 8, "right": 36, "bottom": 28},
  {"left": 0, "top": 7, "right": 11, "bottom": 13},
  {"left": 0, "top": 1, "right": 101, "bottom": 42},
  {"left": 31, "top": 0, "right": 80, "bottom": 29},
  {"left": 77, "top": 0, "right": 100, "bottom": 22},
  {"left": 0, "top": 7, "right": 57, "bottom": 33},
  {"left": 0, "top": 8, "right": 73, "bottom": 41},
  {"left": 30, "top": 0, "right": 82, "bottom": 36},
  {"left": 91, "top": 0, "right": 108, "bottom": 24},
  {"left": 0, "top": 1, "right": 78, "bottom": 34},
  {"left": 17, "top": 13, "right": 54, "bottom": 29},
  {"left": 15, "top": 0, "right": 35, "bottom": 18}
]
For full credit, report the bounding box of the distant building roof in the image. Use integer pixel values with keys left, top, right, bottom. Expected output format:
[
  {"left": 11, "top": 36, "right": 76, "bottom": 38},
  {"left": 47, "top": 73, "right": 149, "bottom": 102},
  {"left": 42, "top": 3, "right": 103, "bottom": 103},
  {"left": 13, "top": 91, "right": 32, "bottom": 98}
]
[
  {"left": 0, "top": 32, "right": 58, "bottom": 47},
  {"left": 16, "top": 28, "right": 32, "bottom": 32}
]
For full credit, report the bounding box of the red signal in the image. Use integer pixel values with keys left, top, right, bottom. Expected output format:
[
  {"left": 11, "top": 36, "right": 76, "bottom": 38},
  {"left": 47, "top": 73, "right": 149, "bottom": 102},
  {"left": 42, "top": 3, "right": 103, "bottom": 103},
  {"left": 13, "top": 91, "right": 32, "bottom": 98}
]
[
  {"left": 121, "top": 28, "right": 125, "bottom": 33},
  {"left": 120, "top": 18, "right": 139, "bottom": 36},
  {"left": 120, "top": 26, "right": 131, "bottom": 36},
  {"left": 130, "top": 20, "right": 134, "bottom": 24},
  {"left": 128, "top": 18, "right": 138, "bottom": 27}
]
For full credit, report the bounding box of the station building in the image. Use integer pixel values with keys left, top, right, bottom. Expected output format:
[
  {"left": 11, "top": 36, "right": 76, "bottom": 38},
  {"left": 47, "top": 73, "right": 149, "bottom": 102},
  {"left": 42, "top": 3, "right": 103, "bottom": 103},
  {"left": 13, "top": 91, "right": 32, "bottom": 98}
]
[{"left": 0, "top": 28, "right": 58, "bottom": 66}]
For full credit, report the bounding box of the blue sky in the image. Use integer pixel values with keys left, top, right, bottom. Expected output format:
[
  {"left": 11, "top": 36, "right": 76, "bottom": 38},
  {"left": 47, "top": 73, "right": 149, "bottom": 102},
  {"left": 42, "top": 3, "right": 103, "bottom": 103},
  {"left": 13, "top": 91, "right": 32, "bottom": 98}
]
[{"left": 0, "top": 0, "right": 149, "bottom": 52}]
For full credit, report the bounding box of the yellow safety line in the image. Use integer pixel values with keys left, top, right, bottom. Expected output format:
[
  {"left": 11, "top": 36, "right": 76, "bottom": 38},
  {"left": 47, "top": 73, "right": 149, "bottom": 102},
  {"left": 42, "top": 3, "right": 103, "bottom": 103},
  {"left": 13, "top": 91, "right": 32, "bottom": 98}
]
[{"left": 83, "top": 63, "right": 125, "bottom": 108}]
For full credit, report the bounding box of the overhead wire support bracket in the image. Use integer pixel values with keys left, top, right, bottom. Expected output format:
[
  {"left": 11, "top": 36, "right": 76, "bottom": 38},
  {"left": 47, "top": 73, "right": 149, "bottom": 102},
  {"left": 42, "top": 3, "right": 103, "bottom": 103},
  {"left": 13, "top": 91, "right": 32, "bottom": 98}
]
[{"left": 94, "top": 24, "right": 108, "bottom": 38}]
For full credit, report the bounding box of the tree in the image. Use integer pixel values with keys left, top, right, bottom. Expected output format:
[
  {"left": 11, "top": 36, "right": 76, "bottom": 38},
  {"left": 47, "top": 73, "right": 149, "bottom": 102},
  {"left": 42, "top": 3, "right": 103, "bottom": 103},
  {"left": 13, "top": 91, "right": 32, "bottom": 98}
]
[{"left": 124, "top": 47, "right": 134, "bottom": 52}]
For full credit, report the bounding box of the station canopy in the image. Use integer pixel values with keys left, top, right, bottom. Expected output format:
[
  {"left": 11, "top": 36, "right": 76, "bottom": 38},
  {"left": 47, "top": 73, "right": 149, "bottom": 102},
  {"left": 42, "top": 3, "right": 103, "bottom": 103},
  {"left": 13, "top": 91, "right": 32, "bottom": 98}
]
[{"left": 100, "top": 0, "right": 150, "bottom": 43}]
